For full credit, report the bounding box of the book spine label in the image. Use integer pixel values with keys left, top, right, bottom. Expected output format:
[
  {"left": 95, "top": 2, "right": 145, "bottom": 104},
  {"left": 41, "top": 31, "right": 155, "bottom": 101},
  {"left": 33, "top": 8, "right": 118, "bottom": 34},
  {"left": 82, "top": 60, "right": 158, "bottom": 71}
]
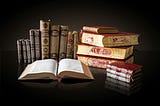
[
  {"left": 41, "top": 31, "right": 50, "bottom": 59},
  {"left": 106, "top": 72, "right": 131, "bottom": 83},
  {"left": 21, "top": 39, "right": 27, "bottom": 63},
  {"left": 40, "top": 20, "right": 50, "bottom": 32},
  {"left": 66, "top": 31, "right": 74, "bottom": 58},
  {"left": 59, "top": 25, "right": 69, "bottom": 60},
  {"left": 83, "top": 26, "right": 98, "bottom": 33},
  {"left": 73, "top": 31, "right": 79, "bottom": 59},
  {"left": 77, "top": 45, "right": 132, "bottom": 59},
  {"left": 50, "top": 25, "right": 60, "bottom": 60},
  {"left": 29, "top": 29, "right": 36, "bottom": 62},
  {"left": 17, "top": 39, "right": 23, "bottom": 64},
  {"left": 34, "top": 29, "right": 41, "bottom": 60},
  {"left": 25, "top": 39, "right": 31, "bottom": 63}
]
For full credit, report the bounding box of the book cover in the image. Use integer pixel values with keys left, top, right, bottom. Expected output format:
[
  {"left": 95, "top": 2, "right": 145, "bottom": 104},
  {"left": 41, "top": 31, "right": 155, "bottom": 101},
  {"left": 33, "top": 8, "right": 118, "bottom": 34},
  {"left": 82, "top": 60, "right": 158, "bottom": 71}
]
[
  {"left": 77, "top": 54, "right": 134, "bottom": 69},
  {"left": 73, "top": 31, "right": 79, "bottom": 59},
  {"left": 29, "top": 29, "right": 36, "bottom": 62},
  {"left": 66, "top": 31, "right": 74, "bottom": 58},
  {"left": 50, "top": 25, "right": 60, "bottom": 60},
  {"left": 25, "top": 39, "right": 31, "bottom": 63},
  {"left": 77, "top": 44, "right": 133, "bottom": 59},
  {"left": 17, "top": 39, "right": 23, "bottom": 64},
  {"left": 34, "top": 29, "right": 41, "bottom": 60},
  {"left": 81, "top": 31, "right": 139, "bottom": 47},
  {"left": 21, "top": 39, "right": 27, "bottom": 63},
  {"left": 82, "top": 26, "right": 119, "bottom": 34},
  {"left": 59, "top": 25, "right": 69, "bottom": 60}
]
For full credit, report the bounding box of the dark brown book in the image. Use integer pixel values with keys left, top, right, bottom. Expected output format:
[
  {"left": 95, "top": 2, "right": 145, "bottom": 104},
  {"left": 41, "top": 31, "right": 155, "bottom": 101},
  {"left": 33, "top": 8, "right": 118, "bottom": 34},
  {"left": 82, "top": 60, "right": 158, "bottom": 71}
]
[
  {"left": 25, "top": 39, "right": 31, "bottom": 63},
  {"left": 73, "top": 31, "right": 79, "bottom": 59},
  {"left": 34, "top": 29, "right": 41, "bottom": 60},
  {"left": 29, "top": 29, "right": 36, "bottom": 62},
  {"left": 21, "top": 39, "right": 27, "bottom": 63},
  {"left": 17, "top": 39, "right": 23, "bottom": 64},
  {"left": 66, "top": 31, "right": 74, "bottom": 58}
]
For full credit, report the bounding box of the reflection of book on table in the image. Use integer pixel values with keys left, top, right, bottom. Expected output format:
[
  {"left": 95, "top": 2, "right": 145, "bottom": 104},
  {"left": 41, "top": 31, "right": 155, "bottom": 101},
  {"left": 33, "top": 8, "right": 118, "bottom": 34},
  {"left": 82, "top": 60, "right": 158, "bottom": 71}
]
[{"left": 18, "top": 59, "right": 94, "bottom": 80}]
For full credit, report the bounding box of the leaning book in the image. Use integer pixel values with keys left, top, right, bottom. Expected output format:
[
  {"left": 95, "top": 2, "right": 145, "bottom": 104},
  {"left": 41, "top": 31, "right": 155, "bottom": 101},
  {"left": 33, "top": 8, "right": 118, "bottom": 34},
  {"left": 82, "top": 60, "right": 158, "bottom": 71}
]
[{"left": 18, "top": 59, "right": 94, "bottom": 80}]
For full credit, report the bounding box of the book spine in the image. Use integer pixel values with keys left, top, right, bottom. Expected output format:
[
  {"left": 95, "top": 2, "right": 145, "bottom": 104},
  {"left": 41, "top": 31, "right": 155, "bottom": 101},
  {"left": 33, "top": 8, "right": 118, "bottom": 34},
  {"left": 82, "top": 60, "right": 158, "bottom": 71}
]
[
  {"left": 106, "top": 72, "right": 131, "bottom": 83},
  {"left": 77, "top": 44, "right": 133, "bottom": 59},
  {"left": 59, "top": 25, "right": 69, "bottom": 60},
  {"left": 34, "top": 29, "right": 41, "bottom": 60},
  {"left": 21, "top": 39, "right": 27, "bottom": 63},
  {"left": 83, "top": 26, "right": 98, "bottom": 33},
  {"left": 29, "top": 29, "right": 36, "bottom": 62},
  {"left": 66, "top": 31, "right": 74, "bottom": 58},
  {"left": 17, "top": 39, "right": 23, "bottom": 64},
  {"left": 50, "top": 25, "right": 60, "bottom": 60},
  {"left": 25, "top": 39, "right": 31, "bottom": 63},
  {"left": 40, "top": 20, "right": 50, "bottom": 59},
  {"left": 77, "top": 55, "right": 134, "bottom": 69},
  {"left": 73, "top": 31, "right": 79, "bottom": 59}
]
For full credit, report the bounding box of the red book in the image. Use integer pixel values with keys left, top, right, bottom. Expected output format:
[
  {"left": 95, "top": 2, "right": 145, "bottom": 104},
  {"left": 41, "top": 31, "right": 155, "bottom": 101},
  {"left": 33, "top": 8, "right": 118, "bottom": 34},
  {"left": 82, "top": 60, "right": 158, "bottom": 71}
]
[{"left": 82, "top": 26, "right": 119, "bottom": 34}]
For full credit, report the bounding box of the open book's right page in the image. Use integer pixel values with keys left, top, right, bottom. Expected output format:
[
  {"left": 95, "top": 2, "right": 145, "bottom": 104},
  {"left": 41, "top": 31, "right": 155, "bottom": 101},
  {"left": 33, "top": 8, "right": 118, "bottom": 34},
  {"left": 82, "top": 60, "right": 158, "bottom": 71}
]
[{"left": 57, "top": 59, "right": 94, "bottom": 79}]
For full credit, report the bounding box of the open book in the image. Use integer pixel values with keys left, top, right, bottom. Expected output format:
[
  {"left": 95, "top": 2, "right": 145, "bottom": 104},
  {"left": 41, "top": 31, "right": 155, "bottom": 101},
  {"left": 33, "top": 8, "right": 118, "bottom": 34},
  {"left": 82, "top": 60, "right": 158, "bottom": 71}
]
[{"left": 18, "top": 59, "right": 94, "bottom": 80}]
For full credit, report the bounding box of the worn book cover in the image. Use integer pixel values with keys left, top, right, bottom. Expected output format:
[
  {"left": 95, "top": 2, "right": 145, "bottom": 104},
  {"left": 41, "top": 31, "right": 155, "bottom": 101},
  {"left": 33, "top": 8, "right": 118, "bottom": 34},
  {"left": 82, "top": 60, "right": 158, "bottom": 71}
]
[
  {"left": 25, "top": 39, "right": 31, "bottom": 63},
  {"left": 77, "top": 44, "right": 133, "bottom": 59},
  {"left": 73, "top": 31, "right": 79, "bottom": 59},
  {"left": 50, "top": 25, "right": 60, "bottom": 60},
  {"left": 59, "top": 25, "right": 69, "bottom": 60},
  {"left": 17, "top": 39, "right": 23, "bottom": 64},
  {"left": 77, "top": 54, "right": 134, "bottom": 69},
  {"left": 34, "top": 29, "right": 41, "bottom": 60},
  {"left": 29, "top": 29, "right": 36, "bottom": 62},
  {"left": 82, "top": 26, "right": 119, "bottom": 34},
  {"left": 66, "top": 31, "right": 74, "bottom": 58},
  {"left": 81, "top": 31, "right": 140, "bottom": 47}
]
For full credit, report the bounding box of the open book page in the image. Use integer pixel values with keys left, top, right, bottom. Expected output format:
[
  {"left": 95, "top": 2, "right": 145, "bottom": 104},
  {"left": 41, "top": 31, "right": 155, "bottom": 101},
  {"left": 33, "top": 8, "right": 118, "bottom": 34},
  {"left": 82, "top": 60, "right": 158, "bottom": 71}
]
[
  {"left": 57, "top": 59, "right": 94, "bottom": 79},
  {"left": 18, "top": 59, "right": 57, "bottom": 80},
  {"left": 58, "top": 59, "right": 84, "bottom": 74}
]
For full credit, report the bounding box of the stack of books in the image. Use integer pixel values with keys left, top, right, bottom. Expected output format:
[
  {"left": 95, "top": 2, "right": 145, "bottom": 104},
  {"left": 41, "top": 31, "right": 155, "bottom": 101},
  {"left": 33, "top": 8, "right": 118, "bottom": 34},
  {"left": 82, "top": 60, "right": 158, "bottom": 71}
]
[
  {"left": 17, "top": 19, "right": 79, "bottom": 64},
  {"left": 77, "top": 26, "right": 139, "bottom": 69}
]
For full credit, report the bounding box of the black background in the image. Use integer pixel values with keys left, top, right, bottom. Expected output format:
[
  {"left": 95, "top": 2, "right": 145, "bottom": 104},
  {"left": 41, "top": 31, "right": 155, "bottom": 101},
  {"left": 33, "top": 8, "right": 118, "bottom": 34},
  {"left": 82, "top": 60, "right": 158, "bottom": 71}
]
[{"left": 0, "top": 0, "right": 160, "bottom": 51}]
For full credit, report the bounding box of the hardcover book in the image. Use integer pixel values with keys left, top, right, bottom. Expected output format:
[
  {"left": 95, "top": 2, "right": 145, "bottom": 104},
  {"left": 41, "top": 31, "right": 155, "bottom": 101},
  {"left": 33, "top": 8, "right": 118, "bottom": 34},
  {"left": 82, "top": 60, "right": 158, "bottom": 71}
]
[
  {"left": 25, "top": 39, "right": 31, "bottom": 63},
  {"left": 50, "top": 25, "right": 60, "bottom": 60},
  {"left": 18, "top": 59, "right": 94, "bottom": 80},
  {"left": 73, "top": 31, "right": 79, "bottom": 59},
  {"left": 66, "top": 31, "right": 74, "bottom": 58},
  {"left": 34, "top": 29, "right": 41, "bottom": 60},
  {"left": 77, "top": 54, "right": 134, "bottom": 69},
  {"left": 77, "top": 44, "right": 133, "bottom": 59},
  {"left": 21, "top": 39, "right": 27, "bottom": 63},
  {"left": 29, "top": 29, "right": 36, "bottom": 62},
  {"left": 59, "top": 25, "right": 69, "bottom": 60},
  {"left": 106, "top": 61, "right": 142, "bottom": 83},
  {"left": 17, "top": 39, "right": 23, "bottom": 64},
  {"left": 82, "top": 26, "right": 119, "bottom": 34},
  {"left": 81, "top": 31, "right": 139, "bottom": 47}
]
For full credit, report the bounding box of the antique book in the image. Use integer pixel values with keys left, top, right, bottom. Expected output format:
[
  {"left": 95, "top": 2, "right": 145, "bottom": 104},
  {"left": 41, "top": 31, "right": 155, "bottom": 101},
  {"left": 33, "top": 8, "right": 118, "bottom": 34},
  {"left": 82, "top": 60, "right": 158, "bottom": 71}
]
[
  {"left": 17, "top": 39, "right": 23, "bottom": 64},
  {"left": 25, "top": 39, "right": 31, "bottom": 63},
  {"left": 82, "top": 26, "right": 119, "bottom": 34},
  {"left": 81, "top": 31, "right": 139, "bottom": 47},
  {"left": 59, "top": 25, "right": 69, "bottom": 60},
  {"left": 77, "top": 54, "right": 134, "bottom": 69},
  {"left": 40, "top": 20, "right": 51, "bottom": 59},
  {"left": 66, "top": 31, "right": 74, "bottom": 58},
  {"left": 50, "top": 25, "right": 60, "bottom": 60},
  {"left": 106, "top": 61, "right": 142, "bottom": 83},
  {"left": 18, "top": 58, "right": 94, "bottom": 80},
  {"left": 29, "top": 29, "right": 36, "bottom": 62},
  {"left": 34, "top": 29, "right": 41, "bottom": 60},
  {"left": 77, "top": 44, "right": 133, "bottom": 59},
  {"left": 73, "top": 31, "right": 79, "bottom": 59},
  {"left": 21, "top": 39, "right": 27, "bottom": 63}
]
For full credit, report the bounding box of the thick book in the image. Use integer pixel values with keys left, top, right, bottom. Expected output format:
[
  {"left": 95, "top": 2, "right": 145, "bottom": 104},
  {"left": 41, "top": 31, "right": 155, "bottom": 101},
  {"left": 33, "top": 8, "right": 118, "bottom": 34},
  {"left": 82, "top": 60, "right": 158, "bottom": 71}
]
[
  {"left": 77, "top": 44, "right": 133, "bottom": 59},
  {"left": 81, "top": 31, "right": 139, "bottom": 47},
  {"left": 25, "top": 39, "right": 31, "bottom": 63},
  {"left": 34, "top": 29, "right": 41, "bottom": 60},
  {"left": 50, "top": 25, "right": 60, "bottom": 60},
  {"left": 29, "top": 29, "right": 36, "bottom": 62},
  {"left": 77, "top": 54, "right": 134, "bottom": 69},
  {"left": 82, "top": 26, "right": 119, "bottom": 34},
  {"left": 66, "top": 31, "right": 74, "bottom": 58},
  {"left": 18, "top": 59, "right": 94, "bottom": 80},
  {"left": 73, "top": 31, "right": 79, "bottom": 59},
  {"left": 106, "top": 61, "right": 142, "bottom": 83},
  {"left": 21, "top": 39, "right": 27, "bottom": 63}
]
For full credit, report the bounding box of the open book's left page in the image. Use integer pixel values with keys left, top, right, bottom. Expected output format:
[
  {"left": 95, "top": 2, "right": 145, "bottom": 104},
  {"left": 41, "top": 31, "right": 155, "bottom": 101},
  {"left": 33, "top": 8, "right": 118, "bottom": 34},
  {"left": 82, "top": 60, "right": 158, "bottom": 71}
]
[{"left": 18, "top": 59, "right": 58, "bottom": 80}]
